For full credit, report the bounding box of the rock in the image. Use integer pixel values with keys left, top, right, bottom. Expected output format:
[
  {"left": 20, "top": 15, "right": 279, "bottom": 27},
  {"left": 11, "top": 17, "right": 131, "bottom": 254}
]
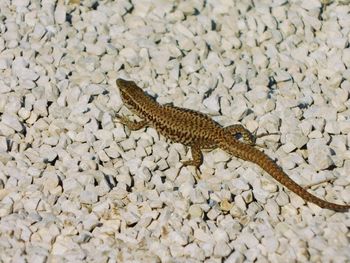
[{"left": 1, "top": 113, "right": 22, "bottom": 132}]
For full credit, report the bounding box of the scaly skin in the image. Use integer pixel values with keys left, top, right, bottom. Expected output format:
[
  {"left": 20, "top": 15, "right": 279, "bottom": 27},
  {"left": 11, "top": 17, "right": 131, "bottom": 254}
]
[{"left": 116, "top": 78, "right": 350, "bottom": 212}]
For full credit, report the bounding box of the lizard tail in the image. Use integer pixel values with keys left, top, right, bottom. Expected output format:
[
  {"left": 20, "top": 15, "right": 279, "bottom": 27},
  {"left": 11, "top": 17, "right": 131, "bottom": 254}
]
[{"left": 219, "top": 139, "right": 350, "bottom": 212}]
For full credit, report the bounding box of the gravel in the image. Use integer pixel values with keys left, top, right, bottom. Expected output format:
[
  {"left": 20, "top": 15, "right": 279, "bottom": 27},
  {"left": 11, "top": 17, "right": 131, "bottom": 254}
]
[{"left": 0, "top": 0, "right": 350, "bottom": 262}]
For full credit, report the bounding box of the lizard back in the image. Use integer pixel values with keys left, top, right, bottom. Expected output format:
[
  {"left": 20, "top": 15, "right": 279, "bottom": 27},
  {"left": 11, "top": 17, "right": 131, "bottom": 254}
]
[{"left": 117, "top": 78, "right": 225, "bottom": 147}]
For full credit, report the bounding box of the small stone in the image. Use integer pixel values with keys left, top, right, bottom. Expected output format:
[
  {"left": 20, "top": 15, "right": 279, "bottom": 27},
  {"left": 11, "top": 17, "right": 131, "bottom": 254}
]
[
  {"left": 0, "top": 80, "right": 11, "bottom": 93},
  {"left": 122, "top": 210, "right": 140, "bottom": 226},
  {"left": 343, "top": 49, "right": 350, "bottom": 67},
  {"left": 182, "top": 51, "right": 201, "bottom": 73},
  {"left": 18, "top": 68, "right": 39, "bottom": 81},
  {"left": 265, "top": 199, "right": 280, "bottom": 217},
  {"left": 94, "top": 129, "right": 113, "bottom": 142},
  {"left": 245, "top": 88, "right": 268, "bottom": 104},
  {"left": 105, "top": 143, "right": 121, "bottom": 159},
  {"left": 225, "top": 251, "right": 245, "bottom": 263},
  {"left": 0, "top": 202, "right": 13, "bottom": 217},
  {"left": 0, "top": 58, "right": 10, "bottom": 70},
  {"left": 23, "top": 196, "right": 41, "bottom": 212},
  {"left": 80, "top": 188, "right": 98, "bottom": 204},
  {"left": 82, "top": 213, "right": 99, "bottom": 231},
  {"left": 207, "top": 206, "right": 221, "bottom": 220},
  {"left": 40, "top": 146, "right": 58, "bottom": 162},
  {"left": 285, "top": 133, "right": 308, "bottom": 149},
  {"left": 1, "top": 113, "right": 23, "bottom": 132},
  {"left": 43, "top": 136, "right": 59, "bottom": 146},
  {"left": 281, "top": 142, "right": 297, "bottom": 153},
  {"left": 213, "top": 228, "right": 229, "bottom": 243},
  {"left": 325, "top": 120, "right": 341, "bottom": 134},
  {"left": 339, "top": 121, "right": 350, "bottom": 133},
  {"left": 274, "top": 69, "right": 292, "bottom": 82},
  {"left": 194, "top": 228, "right": 211, "bottom": 242},
  {"left": 231, "top": 95, "right": 248, "bottom": 120},
  {"left": 27, "top": 166, "right": 41, "bottom": 177},
  {"left": 261, "top": 236, "right": 279, "bottom": 253},
  {"left": 203, "top": 94, "right": 220, "bottom": 114},
  {"left": 188, "top": 204, "right": 203, "bottom": 218},
  {"left": 304, "top": 105, "right": 337, "bottom": 121},
  {"left": 307, "top": 139, "right": 333, "bottom": 171},
  {"left": 33, "top": 99, "right": 48, "bottom": 116},
  {"left": 12, "top": 0, "right": 30, "bottom": 6},
  {"left": 42, "top": 171, "right": 59, "bottom": 191},
  {"left": 213, "top": 241, "right": 231, "bottom": 257},
  {"left": 169, "top": 231, "right": 188, "bottom": 246},
  {"left": 18, "top": 108, "right": 31, "bottom": 120},
  {"left": 119, "top": 47, "right": 140, "bottom": 67},
  {"left": 241, "top": 190, "right": 253, "bottom": 204},
  {"left": 252, "top": 47, "right": 268, "bottom": 68},
  {"left": 234, "top": 195, "right": 247, "bottom": 211},
  {"left": 54, "top": 4, "right": 67, "bottom": 24},
  {"left": 301, "top": 0, "right": 321, "bottom": 10},
  {"left": 299, "top": 121, "right": 312, "bottom": 136},
  {"left": 220, "top": 199, "right": 233, "bottom": 212},
  {"left": 240, "top": 232, "right": 259, "bottom": 249},
  {"left": 32, "top": 23, "right": 46, "bottom": 39},
  {"left": 213, "top": 150, "right": 230, "bottom": 163},
  {"left": 112, "top": 125, "right": 128, "bottom": 141},
  {"left": 62, "top": 177, "right": 83, "bottom": 194},
  {"left": 86, "top": 42, "right": 106, "bottom": 56},
  {"left": 0, "top": 136, "right": 8, "bottom": 152}
]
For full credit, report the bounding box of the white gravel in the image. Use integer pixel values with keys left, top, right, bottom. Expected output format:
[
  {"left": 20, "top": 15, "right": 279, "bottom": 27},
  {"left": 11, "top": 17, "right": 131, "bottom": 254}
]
[{"left": 0, "top": 0, "right": 350, "bottom": 262}]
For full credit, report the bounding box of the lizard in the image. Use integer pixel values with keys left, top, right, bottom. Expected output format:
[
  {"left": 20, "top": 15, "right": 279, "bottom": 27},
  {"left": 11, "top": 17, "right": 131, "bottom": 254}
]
[{"left": 115, "top": 78, "right": 350, "bottom": 212}]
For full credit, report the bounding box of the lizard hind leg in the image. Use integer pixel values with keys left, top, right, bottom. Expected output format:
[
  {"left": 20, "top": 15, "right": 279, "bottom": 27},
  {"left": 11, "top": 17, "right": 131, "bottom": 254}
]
[
  {"left": 224, "top": 124, "right": 279, "bottom": 148},
  {"left": 176, "top": 145, "right": 203, "bottom": 182},
  {"left": 224, "top": 124, "right": 256, "bottom": 145}
]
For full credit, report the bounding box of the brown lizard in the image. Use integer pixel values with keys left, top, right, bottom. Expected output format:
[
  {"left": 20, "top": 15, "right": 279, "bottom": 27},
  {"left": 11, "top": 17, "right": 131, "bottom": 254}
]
[{"left": 115, "top": 78, "right": 350, "bottom": 212}]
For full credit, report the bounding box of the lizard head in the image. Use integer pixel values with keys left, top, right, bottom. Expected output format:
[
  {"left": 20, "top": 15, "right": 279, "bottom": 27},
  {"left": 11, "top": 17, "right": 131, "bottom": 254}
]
[
  {"left": 117, "top": 78, "right": 142, "bottom": 105},
  {"left": 117, "top": 78, "right": 153, "bottom": 112}
]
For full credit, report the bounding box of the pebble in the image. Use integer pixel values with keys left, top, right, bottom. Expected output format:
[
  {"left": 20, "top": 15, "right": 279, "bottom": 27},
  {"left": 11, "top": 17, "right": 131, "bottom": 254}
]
[
  {"left": 220, "top": 199, "right": 233, "bottom": 212},
  {"left": 304, "top": 105, "right": 337, "bottom": 121},
  {"left": 13, "top": 0, "right": 30, "bottom": 7},
  {"left": 307, "top": 139, "right": 333, "bottom": 170},
  {"left": 54, "top": 4, "right": 67, "bottom": 24},
  {"left": 119, "top": 137, "right": 136, "bottom": 151},
  {"left": 226, "top": 251, "right": 245, "bottom": 263},
  {"left": 18, "top": 68, "right": 39, "bottom": 81},
  {"left": 285, "top": 132, "right": 308, "bottom": 149},
  {"left": 0, "top": 57, "right": 10, "bottom": 70},
  {"left": 40, "top": 145, "right": 58, "bottom": 162},
  {"left": 112, "top": 126, "right": 127, "bottom": 141},
  {"left": 339, "top": 121, "right": 350, "bottom": 133},
  {"left": 231, "top": 95, "right": 248, "bottom": 120},
  {"left": 1, "top": 113, "right": 23, "bottom": 132},
  {"left": 80, "top": 188, "right": 98, "bottom": 205},
  {"left": 188, "top": 204, "right": 203, "bottom": 218},
  {"left": 0, "top": 136, "right": 7, "bottom": 152},
  {"left": 203, "top": 94, "right": 220, "bottom": 114},
  {"left": 62, "top": 177, "right": 83, "bottom": 195},
  {"left": 82, "top": 213, "right": 99, "bottom": 231},
  {"left": 214, "top": 241, "right": 232, "bottom": 257},
  {"left": 169, "top": 231, "right": 188, "bottom": 246},
  {"left": 0, "top": 80, "right": 11, "bottom": 93}
]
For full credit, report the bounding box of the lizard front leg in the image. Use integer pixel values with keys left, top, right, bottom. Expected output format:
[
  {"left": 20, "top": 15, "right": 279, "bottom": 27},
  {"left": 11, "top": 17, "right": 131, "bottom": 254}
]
[{"left": 115, "top": 114, "right": 149, "bottom": 130}]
